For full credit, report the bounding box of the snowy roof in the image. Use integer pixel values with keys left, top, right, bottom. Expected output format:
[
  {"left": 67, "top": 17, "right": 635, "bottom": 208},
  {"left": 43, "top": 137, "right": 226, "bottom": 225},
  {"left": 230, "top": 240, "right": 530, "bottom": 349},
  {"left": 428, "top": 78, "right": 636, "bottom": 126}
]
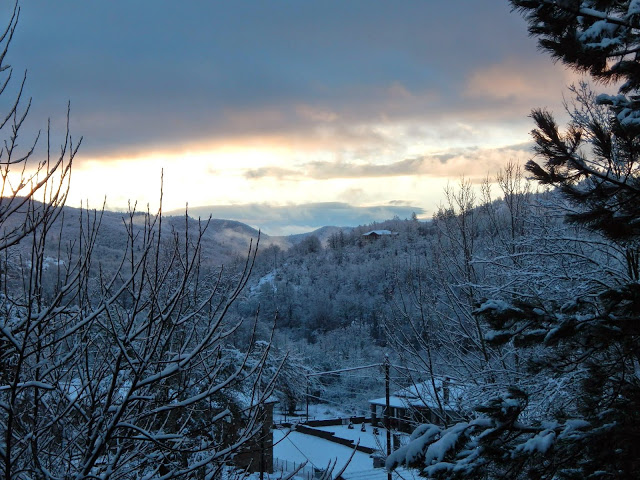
[
  {"left": 232, "top": 389, "right": 279, "bottom": 411},
  {"left": 362, "top": 230, "right": 398, "bottom": 236},
  {"left": 368, "top": 396, "right": 414, "bottom": 409},
  {"left": 369, "top": 379, "right": 467, "bottom": 410}
]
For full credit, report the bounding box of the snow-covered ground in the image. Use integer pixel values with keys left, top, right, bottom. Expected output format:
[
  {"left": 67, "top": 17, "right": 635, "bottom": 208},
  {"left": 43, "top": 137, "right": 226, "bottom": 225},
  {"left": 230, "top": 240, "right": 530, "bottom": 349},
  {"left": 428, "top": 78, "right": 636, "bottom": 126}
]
[
  {"left": 309, "top": 423, "right": 408, "bottom": 451},
  {"left": 250, "top": 271, "right": 276, "bottom": 294},
  {"left": 268, "top": 405, "right": 416, "bottom": 479},
  {"left": 272, "top": 428, "right": 418, "bottom": 480},
  {"left": 274, "top": 429, "right": 372, "bottom": 474},
  {"left": 274, "top": 404, "right": 356, "bottom": 423}
]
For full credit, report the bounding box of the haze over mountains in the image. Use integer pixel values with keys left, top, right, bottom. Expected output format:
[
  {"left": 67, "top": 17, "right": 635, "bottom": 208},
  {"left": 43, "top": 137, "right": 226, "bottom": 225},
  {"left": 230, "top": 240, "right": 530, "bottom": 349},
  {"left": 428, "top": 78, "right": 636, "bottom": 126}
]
[
  {"left": 7, "top": 201, "right": 374, "bottom": 273},
  {"left": 166, "top": 202, "right": 425, "bottom": 236}
]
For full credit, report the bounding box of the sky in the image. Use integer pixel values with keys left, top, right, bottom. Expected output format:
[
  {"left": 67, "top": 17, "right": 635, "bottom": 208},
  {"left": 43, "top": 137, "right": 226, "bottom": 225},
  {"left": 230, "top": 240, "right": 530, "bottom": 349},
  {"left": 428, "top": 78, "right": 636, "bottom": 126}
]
[{"left": 2, "top": 1, "right": 583, "bottom": 235}]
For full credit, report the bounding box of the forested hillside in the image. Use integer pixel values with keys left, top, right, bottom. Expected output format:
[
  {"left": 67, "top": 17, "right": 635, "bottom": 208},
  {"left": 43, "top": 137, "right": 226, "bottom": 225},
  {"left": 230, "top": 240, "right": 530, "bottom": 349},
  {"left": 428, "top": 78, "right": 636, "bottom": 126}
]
[
  {"left": 3, "top": 1, "right": 640, "bottom": 479},
  {"left": 239, "top": 163, "right": 624, "bottom": 422}
]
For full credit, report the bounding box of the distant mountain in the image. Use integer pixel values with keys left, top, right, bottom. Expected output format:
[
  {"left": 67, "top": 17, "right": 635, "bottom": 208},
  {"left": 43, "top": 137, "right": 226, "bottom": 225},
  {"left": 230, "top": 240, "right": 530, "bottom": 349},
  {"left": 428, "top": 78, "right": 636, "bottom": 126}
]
[
  {"left": 165, "top": 202, "right": 425, "bottom": 237},
  {"left": 163, "top": 214, "right": 292, "bottom": 252},
  {"left": 207, "top": 218, "right": 261, "bottom": 238},
  {"left": 2, "top": 201, "right": 290, "bottom": 272},
  {"left": 3, "top": 201, "right": 368, "bottom": 267},
  {"left": 286, "top": 225, "right": 354, "bottom": 246},
  {"left": 167, "top": 206, "right": 357, "bottom": 249}
]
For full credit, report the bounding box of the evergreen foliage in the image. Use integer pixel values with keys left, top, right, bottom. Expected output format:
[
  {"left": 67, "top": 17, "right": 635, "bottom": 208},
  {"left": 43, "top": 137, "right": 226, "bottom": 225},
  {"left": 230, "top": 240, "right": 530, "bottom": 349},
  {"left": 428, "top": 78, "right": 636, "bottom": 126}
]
[{"left": 389, "top": 1, "right": 640, "bottom": 478}]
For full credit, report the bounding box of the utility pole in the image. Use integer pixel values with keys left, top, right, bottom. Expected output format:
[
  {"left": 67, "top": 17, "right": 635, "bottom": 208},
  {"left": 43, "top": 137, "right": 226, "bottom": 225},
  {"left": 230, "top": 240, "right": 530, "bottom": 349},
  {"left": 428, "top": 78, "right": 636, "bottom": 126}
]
[
  {"left": 306, "top": 378, "right": 309, "bottom": 423},
  {"left": 384, "top": 355, "right": 392, "bottom": 480},
  {"left": 260, "top": 433, "right": 265, "bottom": 480}
]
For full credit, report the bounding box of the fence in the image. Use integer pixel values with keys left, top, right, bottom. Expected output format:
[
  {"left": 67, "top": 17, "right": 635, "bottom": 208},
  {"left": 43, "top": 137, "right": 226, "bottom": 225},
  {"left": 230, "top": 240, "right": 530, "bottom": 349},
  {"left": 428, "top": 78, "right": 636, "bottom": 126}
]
[
  {"left": 276, "top": 415, "right": 371, "bottom": 428},
  {"left": 273, "top": 457, "right": 320, "bottom": 480}
]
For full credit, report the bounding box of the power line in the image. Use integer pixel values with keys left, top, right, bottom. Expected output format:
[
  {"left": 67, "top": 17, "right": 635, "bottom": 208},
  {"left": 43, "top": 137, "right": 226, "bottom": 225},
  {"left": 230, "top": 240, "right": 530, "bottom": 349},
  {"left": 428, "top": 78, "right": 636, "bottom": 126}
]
[
  {"left": 284, "top": 434, "right": 317, "bottom": 469},
  {"left": 307, "top": 363, "right": 383, "bottom": 377}
]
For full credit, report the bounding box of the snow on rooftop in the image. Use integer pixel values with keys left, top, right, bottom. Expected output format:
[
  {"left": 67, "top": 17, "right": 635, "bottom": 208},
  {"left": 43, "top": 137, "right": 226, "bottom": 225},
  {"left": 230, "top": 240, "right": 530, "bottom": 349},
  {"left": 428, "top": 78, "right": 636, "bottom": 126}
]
[
  {"left": 231, "top": 389, "right": 278, "bottom": 410},
  {"left": 362, "top": 230, "right": 398, "bottom": 236},
  {"left": 369, "top": 396, "right": 411, "bottom": 409}
]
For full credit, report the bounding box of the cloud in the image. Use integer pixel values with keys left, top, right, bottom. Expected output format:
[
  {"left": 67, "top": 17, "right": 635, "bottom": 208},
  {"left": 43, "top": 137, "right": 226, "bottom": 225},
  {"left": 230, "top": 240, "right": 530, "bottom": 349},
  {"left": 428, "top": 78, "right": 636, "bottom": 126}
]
[
  {"left": 295, "top": 104, "right": 339, "bottom": 123},
  {"left": 465, "top": 58, "right": 584, "bottom": 109},
  {"left": 4, "top": 1, "right": 580, "bottom": 217},
  {"left": 244, "top": 166, "right": 300, "bottom": 180},
  {"left": 244, "top": 142, "right": 535, "bottom": 181},
  {"left": 5, "top": 1, "right": 563, "bottom": 159},
  {"left": 170, "top": 202, "right": 426, "bottom": 236}
]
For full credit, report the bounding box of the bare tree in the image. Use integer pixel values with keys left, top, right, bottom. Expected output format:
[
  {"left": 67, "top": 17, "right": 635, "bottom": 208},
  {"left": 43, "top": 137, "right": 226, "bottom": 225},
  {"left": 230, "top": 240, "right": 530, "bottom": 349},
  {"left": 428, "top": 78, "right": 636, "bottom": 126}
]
[
  {"left": 387, "top": 179, "right": 491, "bottom": 378},
  {"left": 385, "top": 177, "right": 505, "bottom": 425},
  {"left": 0, "top": 5, "right": 284, "bottom": 480},
  {"left": 0, "top": 3, "right": 76, "bottom": 254}
]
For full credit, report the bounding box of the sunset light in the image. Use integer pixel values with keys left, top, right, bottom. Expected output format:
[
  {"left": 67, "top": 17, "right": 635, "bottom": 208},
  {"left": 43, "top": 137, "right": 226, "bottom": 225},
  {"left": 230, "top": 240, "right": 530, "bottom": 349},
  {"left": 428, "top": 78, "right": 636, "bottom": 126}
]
[
  {"left": 3, "top": 2, "right": 639, "bottom": 478},
  {"left": 3, "top": 1, "right": 580, "bottom": 233}
]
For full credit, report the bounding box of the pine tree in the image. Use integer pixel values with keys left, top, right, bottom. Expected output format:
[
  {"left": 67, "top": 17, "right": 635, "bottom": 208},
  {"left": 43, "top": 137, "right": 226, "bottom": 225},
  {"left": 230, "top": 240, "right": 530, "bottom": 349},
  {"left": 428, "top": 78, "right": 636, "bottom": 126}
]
[{"left": 388, "top": 2, "right": 640, "bottom": 478}]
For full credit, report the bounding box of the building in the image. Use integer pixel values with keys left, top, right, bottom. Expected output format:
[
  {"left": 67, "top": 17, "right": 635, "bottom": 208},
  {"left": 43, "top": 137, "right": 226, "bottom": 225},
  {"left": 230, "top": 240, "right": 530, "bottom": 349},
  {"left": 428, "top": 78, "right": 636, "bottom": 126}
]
[
  {"left": 232, "top": 398, "right": 277, "bottom": 474},
  {"left": 368, "top": 378, "right": 467, "bottom": 433},
  {"left": 361, "top": 230, "right": 399, "bottom": 242}
]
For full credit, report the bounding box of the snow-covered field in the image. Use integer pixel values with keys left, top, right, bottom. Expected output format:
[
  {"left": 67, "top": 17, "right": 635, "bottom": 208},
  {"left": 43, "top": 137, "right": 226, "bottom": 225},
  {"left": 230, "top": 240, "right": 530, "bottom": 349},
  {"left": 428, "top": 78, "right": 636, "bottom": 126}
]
[
  {"left": 272, "top": 428, "right": 418, "bottom": 480},
  {"left": 274, "top": 429, "right": 372, "bottom": 474},
  {"left": 309, "top": 423, "right": 408, "bottom": 451}
]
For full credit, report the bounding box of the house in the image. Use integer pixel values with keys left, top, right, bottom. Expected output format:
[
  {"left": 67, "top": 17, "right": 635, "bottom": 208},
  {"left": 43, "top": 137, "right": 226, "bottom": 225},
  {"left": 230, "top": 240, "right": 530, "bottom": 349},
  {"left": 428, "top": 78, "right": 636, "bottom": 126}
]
[
  {"left": 361, "top": 230, "right": 399, "bottom": 242},
  {"left": 232, "top": 397, "right": 278, "bottom": 474},
  {"left": 368, "top": 378, "right": 467, "bottom": 433}
]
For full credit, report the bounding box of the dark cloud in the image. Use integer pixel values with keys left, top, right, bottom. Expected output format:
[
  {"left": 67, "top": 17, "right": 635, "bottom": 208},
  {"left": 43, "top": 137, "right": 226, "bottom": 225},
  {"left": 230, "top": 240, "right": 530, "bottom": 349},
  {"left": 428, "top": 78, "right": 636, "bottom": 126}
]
[
  {"left": 434, "top": 153, "right": 458, "bottom": 164},
  {"left": 0, "top": 1, "right": 553, "bottom": 158},
  {"left": 168, "top": 202, "right": 425, "bottom": 236}
]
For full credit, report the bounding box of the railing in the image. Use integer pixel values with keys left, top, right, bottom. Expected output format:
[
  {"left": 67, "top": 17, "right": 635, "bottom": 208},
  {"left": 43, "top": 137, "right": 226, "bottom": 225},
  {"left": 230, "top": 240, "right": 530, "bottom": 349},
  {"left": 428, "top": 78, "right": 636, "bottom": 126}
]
[
  {"left": 275, "top": 415, "right": 371, "bottom": 427},
  {"left": 273, "top": 457, "right": 319, "bottom": 480},
  {"left": 274, "top": 415, "right": 314, "bottom": 427}
]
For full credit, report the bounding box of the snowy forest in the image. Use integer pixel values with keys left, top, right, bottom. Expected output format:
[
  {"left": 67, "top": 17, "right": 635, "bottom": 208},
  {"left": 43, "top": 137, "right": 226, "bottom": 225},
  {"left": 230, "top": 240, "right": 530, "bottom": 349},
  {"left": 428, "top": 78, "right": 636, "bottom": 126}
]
[{"left": 2, "top": 1, "right": 640, "bottom": 479}]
